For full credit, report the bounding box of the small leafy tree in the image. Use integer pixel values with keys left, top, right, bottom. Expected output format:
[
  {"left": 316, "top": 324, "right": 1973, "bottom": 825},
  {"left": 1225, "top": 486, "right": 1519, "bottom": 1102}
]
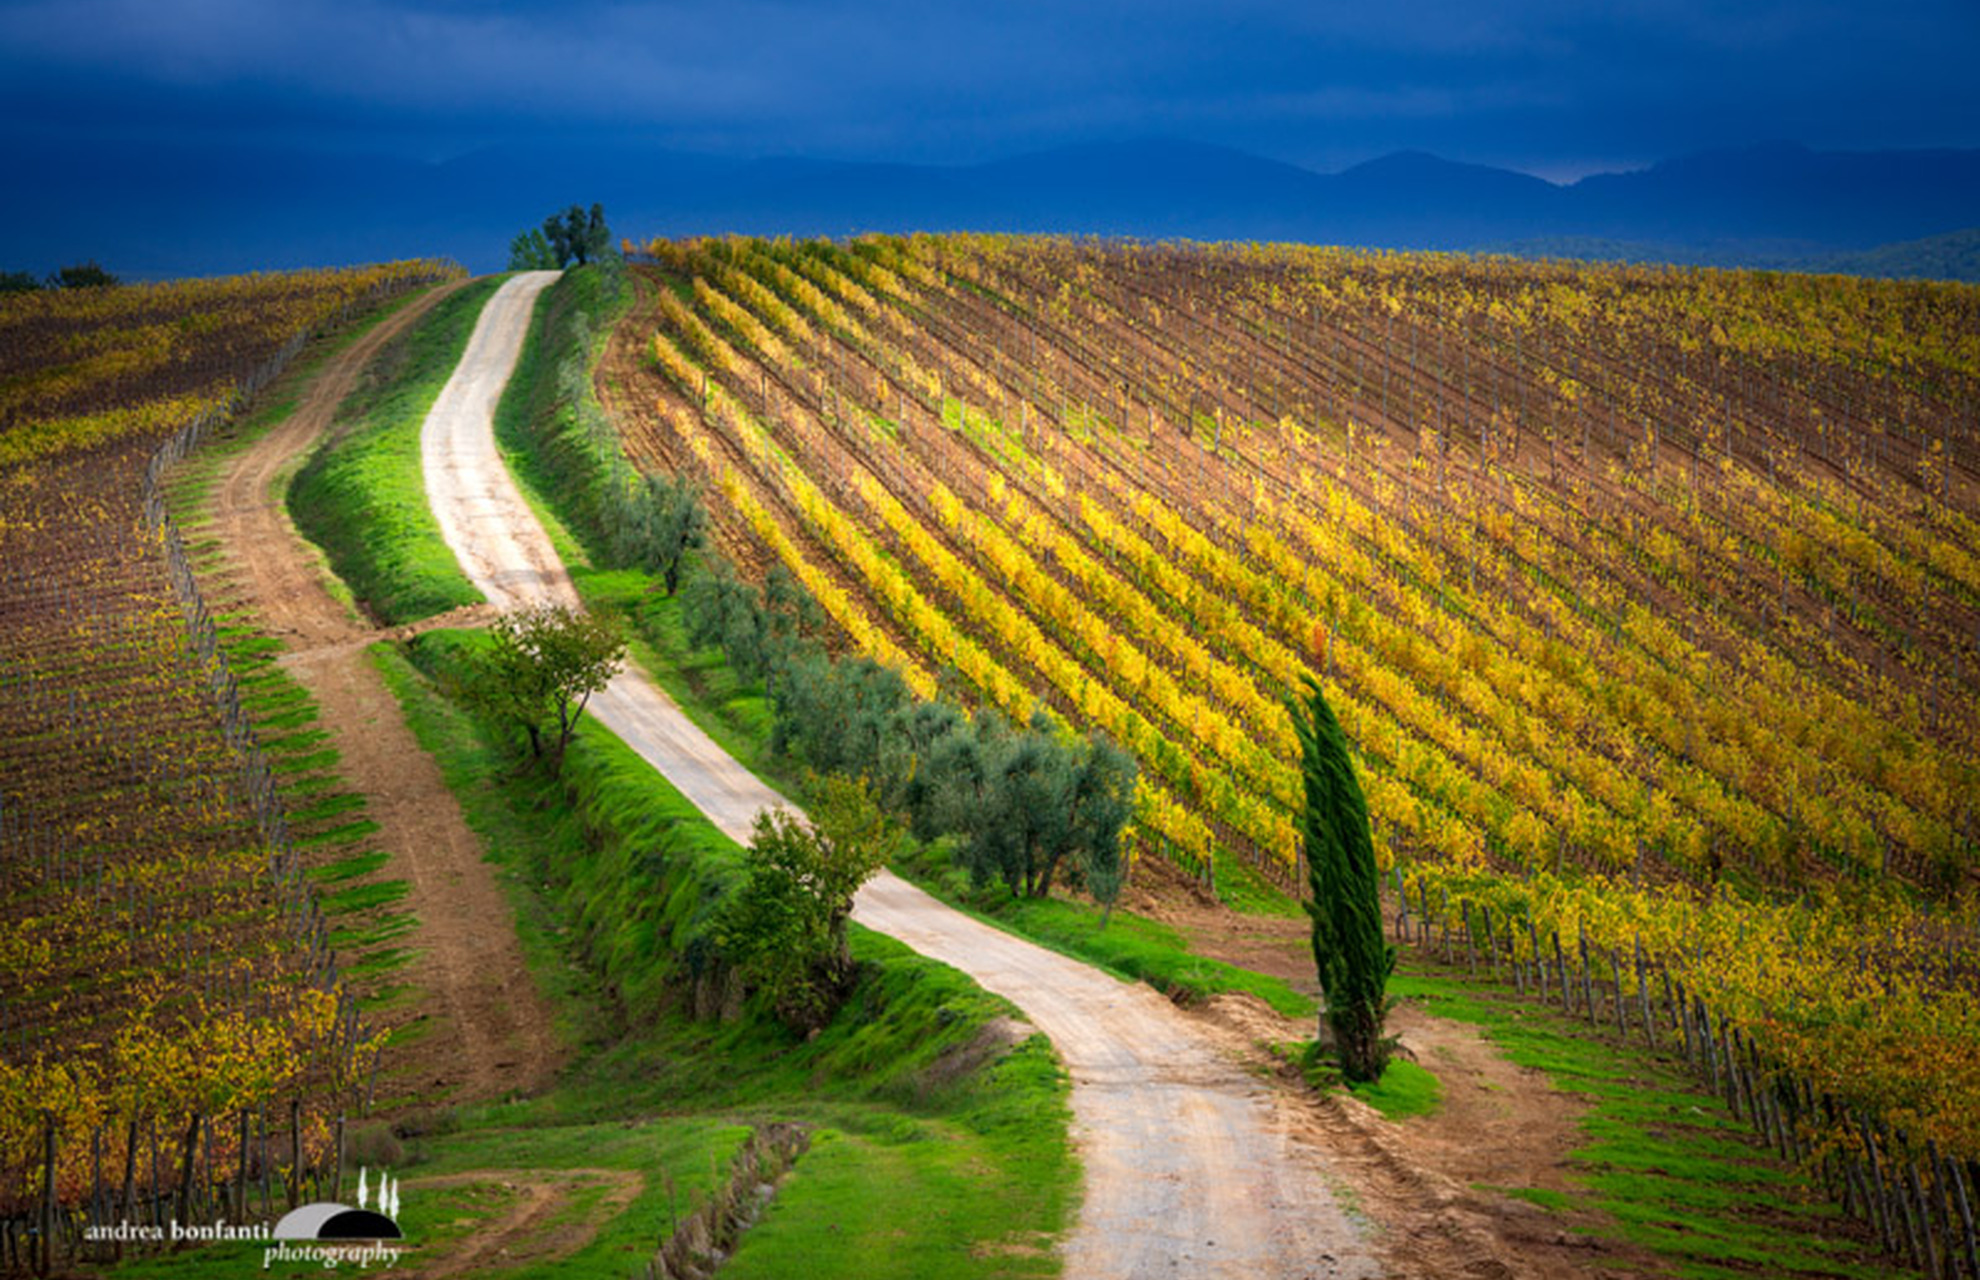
[
  {"left": 508, "top": 204, "right": 613, "bottom": 270},
  {"left": 547, "top": 204, "right": 611, "bottom": 268},
  {"left": 1291, "top": 676, "right": 1394, "bottom": 1083},
  {"left": 0, "top": 270, "right": 41, "bottom": 294},
  {"left": 936, "top": 713, "right": 1136, "bottom": 900},
  {"left": 716, "top": 775, "right": 902, "bottom": 1032},
  {"left": 682, "top": 561, "right": 770, "bottom": 680},
  {"left": 48, "top": 261, "right": 118, "bottom": 289},
  {"left": 611, "top": 472, "right": 706, "bottom": 594},
  {"left": 465, "top": 605, "right": 626, "bottom": 772},
  {"left": 508, "top": 228, "right": 558, "bottom": 270}
]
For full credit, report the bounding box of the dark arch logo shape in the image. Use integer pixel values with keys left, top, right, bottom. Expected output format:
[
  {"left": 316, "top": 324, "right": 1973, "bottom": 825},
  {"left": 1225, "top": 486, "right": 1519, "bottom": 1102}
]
[{"left": 271, "top": 1203, "right": 404, "bottom": 1241}]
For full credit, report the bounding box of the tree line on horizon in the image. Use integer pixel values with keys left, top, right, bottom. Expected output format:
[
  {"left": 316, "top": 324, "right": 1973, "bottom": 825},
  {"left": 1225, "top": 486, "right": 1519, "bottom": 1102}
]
[{"left": 2, "top": 260, "right": 121, "bottom": 292}]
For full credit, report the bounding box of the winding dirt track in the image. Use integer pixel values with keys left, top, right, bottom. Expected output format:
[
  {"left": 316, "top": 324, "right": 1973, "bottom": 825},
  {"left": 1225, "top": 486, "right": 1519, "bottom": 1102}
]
[
  {"left": 424, "top": 272, "right": 1379, "bottom": 1278},
  {"left": 212, "top": 280, "right": 556, "bottom": 1105}
]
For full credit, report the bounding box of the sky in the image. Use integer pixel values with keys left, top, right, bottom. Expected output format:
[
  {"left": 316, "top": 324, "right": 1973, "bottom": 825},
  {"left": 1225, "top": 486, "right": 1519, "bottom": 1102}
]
[{"left": 2, "top": 0, "right": 1977, "bottom": 181}]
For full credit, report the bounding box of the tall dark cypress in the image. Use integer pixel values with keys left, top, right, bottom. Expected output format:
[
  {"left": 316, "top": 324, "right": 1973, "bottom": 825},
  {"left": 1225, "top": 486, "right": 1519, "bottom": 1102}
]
[{"left": 1292, "top": 675, "right": 1394, "bottom": 1082}]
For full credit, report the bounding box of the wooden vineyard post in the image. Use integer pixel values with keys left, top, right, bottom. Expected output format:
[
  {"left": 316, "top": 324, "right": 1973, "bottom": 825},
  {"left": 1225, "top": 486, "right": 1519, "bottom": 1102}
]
[
  {"left": 1460, "top": 900, "right": 1476, "bottom": 975},
  {"left": 90, "top": 1126, "right": 104, "bottom": 1256},
  {"left": 235, "top": 1109, "right": 250, "bottom": 1222},
  {"left": 1635, "top": 939, "right": 1655, "bottom": 1049},
  {"left": 289, "top": 1099, "right": 302, "bottom": 1210},
  {"left": 332, "top": 1113, "right": 345, "bottom": 1204},
  {"left": 1754, "top": 1055, "right": 1777, "bottom": 1158},
  {"left": 1861, "top": 1118, "right": 1897, "bottom": 1257},
  {"left": 148, "top": 1123, "right": 161, "bottom": 1230},
  {"left": 1552, "top": 930, "right": 1569, "bottom": 1014},
  {"left": 1723, "top": 1022, "right": 1746, "bottom": 1122},
  {"left": 1893, "top": 1146, "right": 1927, "bottom": 1274},
  {"left": 1725, "top": 1026, "right": 1748, "bottom": 1124},
  {"left": 1945, "top": 1153, "right": 1979, "bottom": 1280},
  {"left": 201, "top": 1115, "right": 217, "bottom": 1223},
  {"left": 1576, "top": 930, "right": 1595, "bottom": 1026},
  {"left": 177, "top": 1114, "right": 202, "bottom": 1231},
  {"left": 119, "top": 1118, "right": 138, "bottom": 1261},
  {"left": 1697, "top": 1000, "right": 1719, "bottom": 1095},
  {"left": 38, "top": 1113, "right": 55, "bottom": 1279},
  {"left": 1670, "top": 976, "right": 1689, "bottom": 1062},
  {"left": 1610, "top": 948, "right": 1627, "bottom": 1037},
  {"left": 259, "top": 1105, "right": 272, "bottom": 1219},
  {"left": 1906, "top": 1157, "right": 1943, "bottom": 1280}
]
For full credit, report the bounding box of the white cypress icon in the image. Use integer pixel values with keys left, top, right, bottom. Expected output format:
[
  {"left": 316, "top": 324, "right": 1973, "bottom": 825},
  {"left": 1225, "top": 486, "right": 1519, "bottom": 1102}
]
[
  {"left": 357, "top": 1167, "right": 370, "bottom": 1211},
  {"left": 387, "top": 1175, "right": 401, "bottom": 1220}
]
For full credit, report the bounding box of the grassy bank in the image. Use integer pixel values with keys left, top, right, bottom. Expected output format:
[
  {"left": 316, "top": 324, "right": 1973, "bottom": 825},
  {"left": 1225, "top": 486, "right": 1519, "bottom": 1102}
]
[
  {"left": 288, "top": 276, "right": 501, "bottom": 625},
  {"left": 368, "top": 631, "right": 1076, "bottom": 1278},
  {"left": 1385, "top": 963, "right": 1887, "bottom": 1280}
]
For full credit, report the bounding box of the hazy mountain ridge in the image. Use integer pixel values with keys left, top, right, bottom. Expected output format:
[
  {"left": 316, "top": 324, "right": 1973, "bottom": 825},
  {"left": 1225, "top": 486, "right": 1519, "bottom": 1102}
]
[{"left": 6, "top": 136, "right": 1976, "bottom": 280}]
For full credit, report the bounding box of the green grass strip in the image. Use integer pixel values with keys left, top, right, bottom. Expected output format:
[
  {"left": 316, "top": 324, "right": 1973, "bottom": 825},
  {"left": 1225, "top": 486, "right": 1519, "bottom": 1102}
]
[
  {"left": 288, "top": 277, "right": 503, "bottom": 625},
  {"left": 1391, "top": 970, "right": 1888, "bottom": 1279}
]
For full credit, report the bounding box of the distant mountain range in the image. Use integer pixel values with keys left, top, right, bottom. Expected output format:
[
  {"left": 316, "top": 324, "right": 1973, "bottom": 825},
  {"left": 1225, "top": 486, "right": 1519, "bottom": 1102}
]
[{"left": 7, "top": 136, "right": 1977, "bottom": 281}]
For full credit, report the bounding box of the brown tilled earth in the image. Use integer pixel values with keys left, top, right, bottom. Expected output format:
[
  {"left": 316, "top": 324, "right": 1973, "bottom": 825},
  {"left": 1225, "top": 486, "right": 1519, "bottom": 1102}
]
[
  {"left": 208, "top": 282, "right": 559, "bottom": 1110},
  {"left": 1122, "top": 857, "right": 1665, "bottom": 1279}
]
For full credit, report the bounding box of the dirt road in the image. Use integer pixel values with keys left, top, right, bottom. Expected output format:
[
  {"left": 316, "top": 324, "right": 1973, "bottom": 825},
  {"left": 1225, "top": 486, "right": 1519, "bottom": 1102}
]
[
  {"left": 211, "top": 279, "right": 558, "bottom": 1106},
  {"left": 420, "top": 272, "right": 1380, "bottom": 1278}
]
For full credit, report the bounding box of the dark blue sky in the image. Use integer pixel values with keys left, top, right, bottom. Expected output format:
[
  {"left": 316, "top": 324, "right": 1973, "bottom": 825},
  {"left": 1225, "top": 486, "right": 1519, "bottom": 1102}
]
[{"left": 3, "top": 0, "right": 1976, "bottom": 180}]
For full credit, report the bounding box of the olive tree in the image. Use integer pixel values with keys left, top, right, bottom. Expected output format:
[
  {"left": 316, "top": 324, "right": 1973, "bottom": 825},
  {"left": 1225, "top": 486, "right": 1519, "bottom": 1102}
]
[
  {"left": 716, "top": 775, "right": 902, "bottom": 1032},
  {"left": 466, "top": 604, "right": 626, "bottom": 773}
]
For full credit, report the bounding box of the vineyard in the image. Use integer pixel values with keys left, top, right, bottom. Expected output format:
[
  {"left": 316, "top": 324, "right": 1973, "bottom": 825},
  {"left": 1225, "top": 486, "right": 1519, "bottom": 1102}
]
[
  {"left": 605, "top": 235, "right": 1980, "bottom": 1180},
  {"left": 0, "top": 262, "right": 456, "bottom": 1267}
]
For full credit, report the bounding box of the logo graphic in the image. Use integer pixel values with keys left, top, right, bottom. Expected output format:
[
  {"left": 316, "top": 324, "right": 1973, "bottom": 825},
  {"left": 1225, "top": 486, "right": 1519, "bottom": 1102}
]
[{"left": 271, "top": 1167, "right": 404, "bottom": 1241}]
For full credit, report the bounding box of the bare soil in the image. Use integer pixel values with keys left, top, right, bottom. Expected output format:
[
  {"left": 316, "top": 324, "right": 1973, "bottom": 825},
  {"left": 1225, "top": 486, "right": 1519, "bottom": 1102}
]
[
  {"left": 210, "top": 281, "right": 560, "bottom": 1109},
  {"left": 1126, "top": 856, "right": 1662, "bottom": 1277},
  {"left": 397, "top": 1167, "right": 644, "bottom": 1278}
]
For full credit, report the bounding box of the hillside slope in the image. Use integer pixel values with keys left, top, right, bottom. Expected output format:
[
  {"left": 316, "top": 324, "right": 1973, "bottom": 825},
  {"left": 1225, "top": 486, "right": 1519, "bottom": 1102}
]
[{"left": 606, "top": 234, "right": 1980, "bottom": 1172}]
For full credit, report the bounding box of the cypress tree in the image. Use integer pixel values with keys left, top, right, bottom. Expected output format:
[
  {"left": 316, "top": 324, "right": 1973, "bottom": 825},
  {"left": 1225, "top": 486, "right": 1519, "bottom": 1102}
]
[{"left": 1292, "top": 675, "right": 1394, "bottom": 1082}]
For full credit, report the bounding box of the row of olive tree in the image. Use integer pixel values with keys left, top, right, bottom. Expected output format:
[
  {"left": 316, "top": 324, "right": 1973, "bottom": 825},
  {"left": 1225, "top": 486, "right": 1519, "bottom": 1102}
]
[{"left": 681, "top": 559, "right": 1135, "bottom": 912}]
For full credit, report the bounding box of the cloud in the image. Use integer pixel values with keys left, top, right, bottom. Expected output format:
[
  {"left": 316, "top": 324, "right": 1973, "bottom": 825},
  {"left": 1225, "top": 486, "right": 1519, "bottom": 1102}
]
[{"left": 0, "top": 0, "right": 1974, "bottom": 170}]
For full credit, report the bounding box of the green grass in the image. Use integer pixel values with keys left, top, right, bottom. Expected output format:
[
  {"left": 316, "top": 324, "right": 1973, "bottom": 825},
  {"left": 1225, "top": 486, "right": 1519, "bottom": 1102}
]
[
  {"left": 288, "top": 277, "right": 503, "bottom": 625},
  {"left": 105, "top": 1118, "right": 751, "bottom": 1280},
  {"left": 893, "top": 841, "right": 1315, "bottom": 1019},
  {"left": 1349, "top": 1056, "right": 1442, "bottom": 1120},
  {"left": 1211, "top": 846, "right": 1303, "bottom": 917},
  {"left": 363, "top": 631, "right": 1076, "bottom": 1277},
  {"left": 1389, "top": 968, "right": 1887, "bottom": 1279},
  {"left": 1483, "top": 1183, "right": 1575, "bottom": 1212}
]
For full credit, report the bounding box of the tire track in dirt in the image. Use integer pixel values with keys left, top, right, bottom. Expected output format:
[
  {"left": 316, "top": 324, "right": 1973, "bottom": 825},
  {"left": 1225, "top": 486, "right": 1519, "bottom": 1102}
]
[
  {"left": 400, "top": 1167, "right": 643, "bottom": 1278},
  {"left": 211, "top": 279, "right": 559, "bottom": 1108}
]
